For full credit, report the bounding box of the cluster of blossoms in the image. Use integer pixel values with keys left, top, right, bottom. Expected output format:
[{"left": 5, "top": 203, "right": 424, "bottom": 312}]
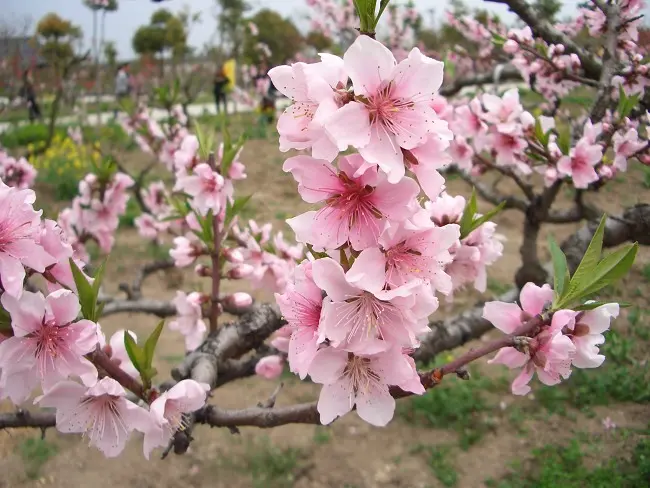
[
  {"left": 484, "top": 284, "right": 619, "bottom": 395},
  {"left": 58, "top": 170, "right": 135, "bottom": 262},
  {"left": 433, "top": 87, "right": 649, "bottom": 188},
  {"left": 0, "top": 149, "right": 37, "bottom": 189},
  {"left": 267, "top": 35, "right": 505, "bottom": 426},
  {"left": 0, "top": 179, "right": 209, "bottom": 458}
]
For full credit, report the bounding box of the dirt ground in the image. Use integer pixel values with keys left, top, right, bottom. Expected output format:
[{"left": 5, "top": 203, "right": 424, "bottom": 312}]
[{"left": 1, "top": 129, "right": 649, "bottom": 488}]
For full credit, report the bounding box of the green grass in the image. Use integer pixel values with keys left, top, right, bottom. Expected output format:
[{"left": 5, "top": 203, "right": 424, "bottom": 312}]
[
  {"left": 485, "top": 433, "right": 650, "bottom": 487},
  {"left": 313, "top": 426, "right": 331, "bottom": 445},
  {"left": 19, "top": 437, "right": 58, "bottom": 480},
  {"left": 119, "top": 198, "right": 141, "bottom": 228},
  {"left": 642, "top": 263, "right": 650, "bottom": 283},
  {"left": 399, "top": 366, "right": 504, "bottom": 450},
  {"left": 640, "top": 165, "right": 650, "bottom": 189},
  {"left": 411, "top": 444, "right": 458, "bottom": 487},
  {"left": 219, "top": 438, "right": 303, "bottom": 488}
]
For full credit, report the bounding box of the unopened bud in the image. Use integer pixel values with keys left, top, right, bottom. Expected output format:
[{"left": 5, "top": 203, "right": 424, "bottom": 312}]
[
  {"left": 224, "top": 292, "right": 253, "bottom": 310},
  {"left": 223, "top": 247, "right": 244, "bottom": 263},
  {"left": 638, "top": 65, "right": 648, "bottom": 75},
  {"left": 503, "top": 39, "right": 519, "bottom": 54},
  {"left": 555, "top": 43, "right": 565, "bottom": 54},
  {"left": 227, "top": 264, "right": 255, "bottom": 279},
  {"left": 195, "top": 264, "right": 211, "bottom": 277}
]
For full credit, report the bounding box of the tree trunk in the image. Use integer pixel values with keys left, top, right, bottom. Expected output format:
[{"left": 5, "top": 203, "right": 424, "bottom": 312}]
[{"left": 515, "top": 216, "right": 548, "bottom": 288}]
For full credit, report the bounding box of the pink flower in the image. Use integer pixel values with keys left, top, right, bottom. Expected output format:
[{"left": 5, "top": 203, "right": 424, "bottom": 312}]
[
  {"left": 270, "top": 325, "right": 291, "bottom": 353},
  {"left": 602, "top": 417, "right": 616, "bottom": 430},
  {"left": 223, "top": 292, "right": 253, "bottom": 310},
  {"left": 612, "top": 128, "right": 645, "bottom": 171},
  {"left": 175, "top": 163, "right": 225, "bottom": 216},
  {"left": 275, "top": 260, "right": 323, "bottom": 378},
  {"left": 449, "top": 136, "right": 475, "bottom": 172},
  {"left": 481, "top": 89, "right": 524, "bottom": 133},
  {"left": 108, "top": 330, "right": 139, "bottom": 378},
  {"left": 565, "top": 303, "right": 619, "bottom": 369},
  {"left": 325, "top": 36, "right": 445, "bottom": 183},
  {"left": 485, "top": 286, "right": 576, "bottom": 395},
  {"left": 0, "top": 154, "right": 37, "bottom": 189},
  {"left": 284, "top": 154, "right": 419, "bottom": 251},
  {"left": 169, "top": 291, "right": 207, "bottom": 351},
  {"left": 142, "top": 181, "right": 169, "bottom": 216},
  {"left": 143, "top": 379, "right": 209, "bottom": 459},
  {"left": 135, "top": 213, "right": 168, "bottom": 242},
  {"left": 352, "top": 223, "right": 460, "bottom": 294},
  {"left": 0, "top": 182, "right": 56, "bottom": 297},
  {"left": 255, "top": 355, "right": 284, "bottom": 379},
  {"left": 269, "top": 54, "right": 348, "bottom": 161},
  {"left": 557, "top": 138, "right": 602, "bottom": 189},
  {"left": 452, "top": 99, "right": 487, "bottom": 139},
  {"left": 0, "top": 290, "right": 98, "bottom": 391},
  {"left": 36, "top": 378, "right": 151, "bottom": 457},
  {"left": 169, "top": 235, "right": 203, "bottom": 267},
  {"left": 483, "top": 283, "right": 554, "bottom": 333},
  {"left": 312, "top": 258, "right": 436, "bottom": 354},
  {"left": 173, "top": 135, "right": 199, "bottom": 171},
  {"left": 309, "top": 346, "right": 424, "bottom": 426},
  {"left": 39, "top": 219, "right": 80, "bottom": 293},
  {"left": 426, "top": 192, "right": 466, "bottom": 226}
]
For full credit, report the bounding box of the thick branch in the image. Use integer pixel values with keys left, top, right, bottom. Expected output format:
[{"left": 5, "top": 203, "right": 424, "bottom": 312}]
[
  {"left": 100, "top": 298, "right": 177, "bottom": 318},
  {"left": 455, "top": 169, "right": 528, "bottom": 211},
  {"left": 485, "top": 0, "right": 602, "bottom": 80},
  {"left": 590, "top": 2, "right": 620, "bottom": 120}
]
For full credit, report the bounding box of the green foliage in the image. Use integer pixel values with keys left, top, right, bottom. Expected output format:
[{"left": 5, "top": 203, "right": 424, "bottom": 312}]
[
  {"left": 119, "top": 198, "right": 141, "bottom": 228},
  {"left": 0, "top": 124, "right": 66, "bottom": 149},
  {"left": 551, "top": 215, "right": 638, "bottom": 311},
  {"left": 399, "top": 367, "right": 502, "bottom": 449},
  {"left": 69, "top": 258, "right": 107, "bottom": 323},
  {"left": 641, "top": 166, "right": 650, "bottom": 189},
  {"left": 411, "top": 444, "right": 458, "bottom": 487},
  {"left": 124, "top": 320, "right": 165, "bottom": 388},
  {"left": 19, "top": 437, "right": 58, "bottom": 480},
  {"left": 313, "top": 426, "right": 331, "bottom": 445},
  {"left": 459, "top": 188, "right": 506, "bottom": 239},
  {"left": 486, "top": 434, "right": 650, "bottom": 488}
]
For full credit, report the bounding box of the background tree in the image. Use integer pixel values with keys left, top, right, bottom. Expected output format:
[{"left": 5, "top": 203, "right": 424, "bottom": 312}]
[
  {"left": 305, "top": 30, "right": 332, "bottom": 52},
  {"left": 532, "top": 0, "right": 563, "bottom": 23},
  {"left": 103, "top": 40, "right": 117, "bottom": 71},
  {"left": 243, "top": 9, "right": 303, "bottom": 66},
  {"left": 214, "top": 0, "right": 250, "bottom": 59},
  {"left": 35, "top": 13, "right": 87, "bottom": 149},
  {"left": 132, "top": 9, "right": 188, "bottom": 76}
]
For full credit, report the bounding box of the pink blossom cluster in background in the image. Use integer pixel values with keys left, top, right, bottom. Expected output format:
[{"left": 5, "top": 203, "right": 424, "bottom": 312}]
[
  {"left": 0, "top": 149, "right": 37, "bottom": 189},
  {"left": 0, "top": 179, "right": 209, "bottom": 458}
]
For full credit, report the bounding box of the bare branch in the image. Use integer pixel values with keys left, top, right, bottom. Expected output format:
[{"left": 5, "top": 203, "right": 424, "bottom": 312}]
[
  {"left": 590, "top": 2, "right": 621, "bottom": 120},
  {"left": 117, "top": 259, "right": 175, "bottom": 300},
  {"left": 439, "top": 64, "right": 523, "bottom": 98},
  {"left": 453, "top": 169, "right": 528, "bottom": 211}
]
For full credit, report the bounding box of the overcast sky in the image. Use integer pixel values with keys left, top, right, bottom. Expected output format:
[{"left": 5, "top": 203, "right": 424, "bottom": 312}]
[{"left": 6, "top": 0, "right": 599, "bottom": 60}]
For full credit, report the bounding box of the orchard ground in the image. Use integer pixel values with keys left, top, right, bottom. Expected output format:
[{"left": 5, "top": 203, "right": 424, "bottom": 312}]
[{"left": 1, "top": 112, "right": 649, "bottom": 488}]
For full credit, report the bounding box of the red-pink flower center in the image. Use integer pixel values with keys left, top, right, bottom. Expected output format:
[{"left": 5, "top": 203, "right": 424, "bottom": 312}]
[
  {"left": 344, "top": 354, "right": 380, "bottom": 394},
  {"left": 366, "top": 84, "right": 413, "bottom": 134},
  {"left": 0, "top": 219, "right": 31, "bottom": 252},
  {"left": 32, "top": 319, "right": 69, "bottom": 361},
  {"left": 326, "top": 175, "right": 382, "bottom": 225}
]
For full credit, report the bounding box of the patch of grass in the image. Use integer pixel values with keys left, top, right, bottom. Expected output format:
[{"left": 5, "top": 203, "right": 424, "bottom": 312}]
[
  {"left": 220, "top": 438, "right": 302, "bottom": 488},
  {"left": 19, "top": 437, "right": 58, "bottom": 480},
  {"left": 411, "top": 444, "right": 458, "bottom": 487},
  {"left": 642, "top": 263, "right": 650, "bottom": 283},
  {"left": 486, "top": 433, "right": 650, "bottom": 488},
  {"left": 313, "top": 426, "right": 331, "bottom": 445},
  {"left": 399, "top": 366, "right": 501, "bottom": 449},
  {"left": 640, "top": 165, "right": 650, "bottom": 189},
  {"left": 160, "top": 354, "right": 186, "bottom": 364}
]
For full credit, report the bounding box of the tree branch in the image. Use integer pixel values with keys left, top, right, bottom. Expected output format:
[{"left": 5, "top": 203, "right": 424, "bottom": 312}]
[
  {"left": 590, "top": 2, "right": 621, "bottom": 120},
  {"left": 453, "top": 169, "right": 528, "bottom": 211},
  {"left": 485, "top": 0, "right": 603, "bottom": 80},
  {"left": 439, "top": 64, "right": 523, "bottom": 98}
]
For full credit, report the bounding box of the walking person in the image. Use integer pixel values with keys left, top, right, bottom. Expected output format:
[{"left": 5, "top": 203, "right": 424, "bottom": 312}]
[
  {"left": 20, "top": 69, "right": 42, "bottom": 123},
  {"left": 113, "top": 62, "right": 131, "bottom": 119},
  {"left": 213, "top": 67, "right": 229, "bottom": 115}
]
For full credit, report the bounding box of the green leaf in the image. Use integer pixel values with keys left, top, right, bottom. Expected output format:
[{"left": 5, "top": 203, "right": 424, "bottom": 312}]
[
  {"left": 459, "top": 189, "right": 478, "bottom": 238},
  {"left": 616, "top": 85, "right": 628, "bottom": 117},
  {"left": 572, "top": 301, "right": 613, "bottom": 311},
  {"left": 194, "top": 123, "right": 213, "bottom": 160},
  {"left": 91, "top": 257, "right": 108, "bottom": 299},
  {"left": 143, "top": 320, "right": 165, "bottom": 378},
  {"left": 374, "top": 0, "right": 391, "bottom": 28},
  {"left": 557, "top": 125, "right": 571, "bottom": 155},
  {"left": 471, "top": 201, "right": 506, "bottom": 232},
  {"left": 123, "top": 330, "right": 145, "bottom": 374},
  {"left": 576, "top": 243, "right": 638, "bottom": 299},
  {"left": 534, "top": 118, "right": 550, "bottom": 146},
  {"left": 565, "top": 215, "right": 607, "bottom": 300},
  {"left": 548, "top": 235, "right": 570, "bottom": 300},
  {"left": 69, "top": 259, "right": 96, "bottom": 321},
  {"left": 492, "top": 33, "right": 506, "bottom": 46},
  {"left": 0, "top": 305, "right": 11, "bottom": 332},
  {"left": 225, "top": 195, "right": 253, "bottom": 228}
]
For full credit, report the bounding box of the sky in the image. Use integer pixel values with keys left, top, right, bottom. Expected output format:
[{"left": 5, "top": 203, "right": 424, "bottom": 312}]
[{"left": 5, "top": 0, "right": 595, "bottom": 60}]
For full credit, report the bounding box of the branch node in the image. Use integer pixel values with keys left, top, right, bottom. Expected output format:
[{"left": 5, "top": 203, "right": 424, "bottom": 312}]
[{"left": 456, "top": 368, "right": 471, "bottom": 381}]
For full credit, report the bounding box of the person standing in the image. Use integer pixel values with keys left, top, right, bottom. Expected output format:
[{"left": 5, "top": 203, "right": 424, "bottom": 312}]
[
  {"left": 21, "top": 69, "right": 41, "bottom": 123},
  {"left": 113, "top": 62, "right": 131, "bottom": 118},
  {"left": 213, "top": 67, "right": 229, "bottom": 115}
]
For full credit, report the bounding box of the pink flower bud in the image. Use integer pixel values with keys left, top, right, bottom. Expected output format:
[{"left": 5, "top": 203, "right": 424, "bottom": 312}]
[
  {"left": 224, "top": 292, "right": 253, "bottom": 310},
  {"left": 271, "top": 336, "right": 290, "bottom": 353},
  {"left": 503, "top": 39, "right": 519, "bottom": 54},
  {"left": 194, "top": 264, "right": 211, "bottom": 277},
  {"left": 598, "top": 165, "right": 614, "bottom": 179},
  {"left": 555, "top": 44, "right": 565, "bottom": 54},
  {"left": 227, "top": 264, "right": 255, "bottom": 279},
  {"left": 255, "top": 355, "right": 284, "bottom": 380},
  {"left": 639, "top": 65, "right": 648, "bottom": 75},
  {"left": 223, "top": 247, "right": 244, "bottom": 263}
]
